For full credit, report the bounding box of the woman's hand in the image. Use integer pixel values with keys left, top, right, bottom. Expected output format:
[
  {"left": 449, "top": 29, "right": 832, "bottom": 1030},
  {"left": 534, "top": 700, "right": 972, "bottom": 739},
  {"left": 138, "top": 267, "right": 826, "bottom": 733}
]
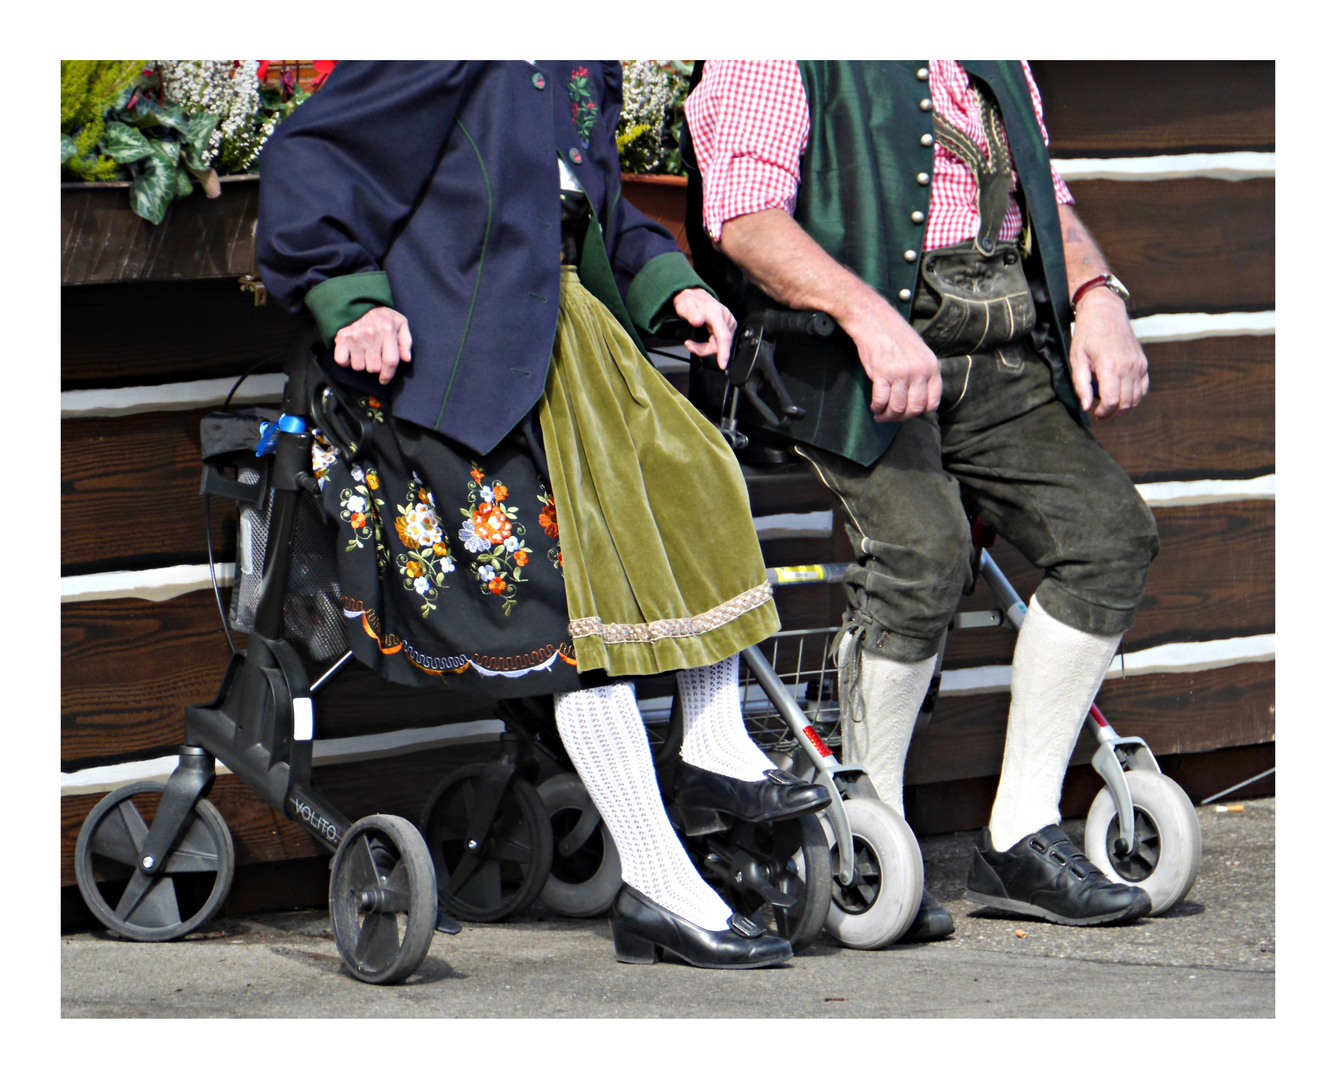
[
  {"left": 672, "top": 288, "right": 736, "bottom": 370},
  {"left": 333, "top": 306, "right": 413, "bottom": 385}
]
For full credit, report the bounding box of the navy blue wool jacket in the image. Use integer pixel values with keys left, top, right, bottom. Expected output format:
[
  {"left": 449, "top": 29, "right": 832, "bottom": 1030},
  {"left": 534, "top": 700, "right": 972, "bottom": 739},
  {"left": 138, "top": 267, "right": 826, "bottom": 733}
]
[{"left": 257, "top": 61, "right": 702, "bottom": 454}]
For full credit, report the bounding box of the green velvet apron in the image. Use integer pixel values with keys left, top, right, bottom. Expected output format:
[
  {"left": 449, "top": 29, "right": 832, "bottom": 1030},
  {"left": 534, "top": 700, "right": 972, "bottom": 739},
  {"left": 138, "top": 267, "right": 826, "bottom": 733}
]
[{"left": 539, "top": 266, "right": 779, "bottom": 676}]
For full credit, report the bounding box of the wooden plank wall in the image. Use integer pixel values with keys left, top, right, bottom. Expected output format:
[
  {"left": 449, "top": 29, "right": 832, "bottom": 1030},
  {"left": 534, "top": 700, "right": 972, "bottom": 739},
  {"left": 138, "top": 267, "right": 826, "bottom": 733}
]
[{"left": 60, "top": 62, "right": 1274, "bottom": 920}]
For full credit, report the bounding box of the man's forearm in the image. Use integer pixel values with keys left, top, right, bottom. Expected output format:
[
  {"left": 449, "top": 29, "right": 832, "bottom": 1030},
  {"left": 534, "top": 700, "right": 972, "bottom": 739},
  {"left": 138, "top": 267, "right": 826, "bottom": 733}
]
[
  {"left": 716, "top": 209, "right": 888, "bottom": 328},
  {"left": 716, "top": 208, "right": 942, "bottom": 422},
  {"left": 1058, "top": 203, "right": 1113, "bottom": 299}
]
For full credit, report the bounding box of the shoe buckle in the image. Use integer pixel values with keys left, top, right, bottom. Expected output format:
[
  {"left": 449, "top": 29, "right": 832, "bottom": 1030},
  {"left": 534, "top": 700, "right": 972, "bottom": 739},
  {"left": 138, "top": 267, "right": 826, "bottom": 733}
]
[{"left": 728, "top": 914, "right": 766, "bottom": 938}]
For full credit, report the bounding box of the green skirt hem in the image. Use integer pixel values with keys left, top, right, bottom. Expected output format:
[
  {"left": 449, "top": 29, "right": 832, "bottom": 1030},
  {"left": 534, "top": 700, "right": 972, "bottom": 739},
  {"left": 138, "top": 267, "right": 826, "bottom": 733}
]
[{"left": 572, "top": 600, "right": 780, "bottom": 676}]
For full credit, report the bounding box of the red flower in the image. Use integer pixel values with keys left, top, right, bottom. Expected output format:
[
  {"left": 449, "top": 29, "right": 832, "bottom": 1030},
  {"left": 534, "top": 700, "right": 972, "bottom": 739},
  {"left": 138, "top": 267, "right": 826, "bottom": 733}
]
[{"left": 489, "top": 578, "right": 506, "bottom": 595}]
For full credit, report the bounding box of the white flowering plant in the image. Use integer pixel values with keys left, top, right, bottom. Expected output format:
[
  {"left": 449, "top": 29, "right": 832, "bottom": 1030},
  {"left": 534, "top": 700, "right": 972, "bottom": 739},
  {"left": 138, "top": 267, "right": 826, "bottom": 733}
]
[
  {"left": 60, "top": 60, "right": 319, "bottom": 225},
  {"left": 617, "top": 61, "right": 692, "bottom": 175}
]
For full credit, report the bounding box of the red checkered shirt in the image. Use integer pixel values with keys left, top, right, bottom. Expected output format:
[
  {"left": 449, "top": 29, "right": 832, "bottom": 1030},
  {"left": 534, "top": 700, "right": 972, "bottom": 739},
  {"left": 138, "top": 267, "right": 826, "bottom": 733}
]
[{"left": 685, "top": 61, "right": 1074, "bottom": 249}]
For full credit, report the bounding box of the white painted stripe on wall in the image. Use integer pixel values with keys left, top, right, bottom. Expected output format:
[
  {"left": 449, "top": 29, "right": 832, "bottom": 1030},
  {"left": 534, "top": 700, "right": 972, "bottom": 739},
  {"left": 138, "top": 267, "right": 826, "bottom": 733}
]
[
  {"left": 940, "top": 633, "right": 1274, "bottom": 697},
  {"left": 61, "top": 563, "right": 235, "bottom": 603},
  {"left": 61, "top": 719, "right": 507, "bottom": 796},
  {"left": 62, "top": 637, "right": 1272, "bottom": 796},
  {"left": 1132, "top": 311, "right": 1275, "bottom": 343},
  {"left": 61, "top": 373, "right": 286, "bottom": 418},
  {"left": 1137, "top": 476, "right": 1274, "bottom": 507},
  {"left": 60, "top": 310, "right": 1275, "bottom": 419},
  {"left": 1053, "top": 151, "right": 1275, "bottom": 182},
  {"left": 753, "top": 510, "right": 833, "bottom": 539},
  {"left": 59, "top": 471, "right": 1273, "bottom": 603}
]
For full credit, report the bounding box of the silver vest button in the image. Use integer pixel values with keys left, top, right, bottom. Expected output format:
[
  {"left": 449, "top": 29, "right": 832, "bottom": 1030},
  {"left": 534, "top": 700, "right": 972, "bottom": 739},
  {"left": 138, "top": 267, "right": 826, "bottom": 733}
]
[
  {"left": 899, "top": 288, "right": 912, "bottom": 302},
  {"left": 911, "top": 210, "right": 926, "bottom": 224},
  {"left": 904, "top": 250, "right": 918, "bottom": 263},
  {"left": 920, "top": 97, "right": 932, "bottom": 111},
  {"left": 921, "top": 133, "right": 934, "bottom": 147},
  {"left": 916, "top": 172, "right": 929, "bottom": 185},
  {"left": 916, "top": 67, "right": 929, "bottom": 81}
]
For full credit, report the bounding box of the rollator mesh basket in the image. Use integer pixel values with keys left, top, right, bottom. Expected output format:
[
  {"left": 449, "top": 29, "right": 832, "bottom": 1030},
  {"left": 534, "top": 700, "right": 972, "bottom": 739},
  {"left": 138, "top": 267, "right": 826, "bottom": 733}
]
[
  {"left": 738, "top": 626, "right": 845, "bottom": 758},
  {"left": 228, "top": 469, "right": 348, "bottom": 662}
]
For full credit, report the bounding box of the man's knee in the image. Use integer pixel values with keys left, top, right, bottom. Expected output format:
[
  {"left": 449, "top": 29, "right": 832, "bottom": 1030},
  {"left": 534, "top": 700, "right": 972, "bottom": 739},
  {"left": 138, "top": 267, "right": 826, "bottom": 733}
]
[
  {"left": 1037, "top": 492, "right": 1160, "bottom": 637},
  {"left": 843, "top": 509, "right": 974, "bottom": 661}
]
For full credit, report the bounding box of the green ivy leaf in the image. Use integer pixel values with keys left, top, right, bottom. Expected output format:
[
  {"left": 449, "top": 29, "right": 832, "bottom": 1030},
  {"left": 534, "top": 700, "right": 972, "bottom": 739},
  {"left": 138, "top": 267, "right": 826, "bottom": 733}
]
[
  {"left": 100, "top": 121, "right": 154, "bottom": 164},
  {"left": 182, "top": 112, "right": 219, "bottom": 170},
  {"left": 61, "top": 133, "right": 78, "bottom": 164},
  {"left": 129, "top": 154, "right": 177, "bottom": 224}
]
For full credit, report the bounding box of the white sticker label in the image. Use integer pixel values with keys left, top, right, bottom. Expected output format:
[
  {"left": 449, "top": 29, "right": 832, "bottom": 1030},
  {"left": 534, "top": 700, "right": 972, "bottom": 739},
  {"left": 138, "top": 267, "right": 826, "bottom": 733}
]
[{"left": 293, "top": 697, "right": 314, "bottom": 741}]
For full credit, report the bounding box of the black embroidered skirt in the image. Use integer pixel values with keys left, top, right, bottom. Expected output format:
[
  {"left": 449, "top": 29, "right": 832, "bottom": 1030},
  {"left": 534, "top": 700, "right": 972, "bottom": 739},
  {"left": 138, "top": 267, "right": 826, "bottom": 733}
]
[{"left": 313, "top": 267, "right": 777, "bottom": 696}]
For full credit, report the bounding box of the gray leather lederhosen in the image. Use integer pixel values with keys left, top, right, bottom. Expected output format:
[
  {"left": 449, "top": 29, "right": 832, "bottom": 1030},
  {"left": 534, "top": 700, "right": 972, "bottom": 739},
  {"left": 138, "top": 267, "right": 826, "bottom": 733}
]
[{"left": 801, "top": 86, "right": 1159, "bottom": 665}]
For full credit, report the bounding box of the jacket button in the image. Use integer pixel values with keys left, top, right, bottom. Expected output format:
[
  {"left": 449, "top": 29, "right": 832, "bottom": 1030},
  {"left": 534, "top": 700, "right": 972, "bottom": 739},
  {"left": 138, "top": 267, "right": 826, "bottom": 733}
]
[
  {"left": 904, "top": 250, "right": 918, "bottom": 263},
  {"left": 916, "top": 172, "right": 929, "bottom": 185},
  {"left": 920, "top": 97, "right": 932, "bottom": 111},
  {"left": 921, "top": 133, "right": 934, "bottom": 147},
  {"left": 899, "top": 288, "right": 912, "bottom": 302},
  {"left": 979, "top": 237, "right": 995, "bottom": 253},
  {"left": 912, "top": 210, "right": 926, "bottom": 224},
  {"left": 917, "top": 67, "right": 929, "bottom": 81},
  {"left": 532, "top": 72, "right": 546, "bottom": 90},
  {"left": 569, "top": 148, "right": 583, "bottom": 165}
]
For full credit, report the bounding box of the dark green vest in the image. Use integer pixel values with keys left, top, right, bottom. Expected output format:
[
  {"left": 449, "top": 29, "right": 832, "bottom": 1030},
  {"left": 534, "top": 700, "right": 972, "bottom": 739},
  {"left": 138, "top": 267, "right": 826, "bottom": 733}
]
[{"left": 764, "top": 61, "right": 1082, "bottom": 466}]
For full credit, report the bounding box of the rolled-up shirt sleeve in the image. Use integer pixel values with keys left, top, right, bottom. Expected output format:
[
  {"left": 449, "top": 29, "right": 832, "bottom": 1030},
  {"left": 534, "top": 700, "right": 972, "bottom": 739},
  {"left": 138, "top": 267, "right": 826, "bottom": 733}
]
[
  {"left": 1022, "top": 60, "right": 1074, "bottom": 206},
  {"left": 684, "top": 60, "right": 810, "bottom": 241}
]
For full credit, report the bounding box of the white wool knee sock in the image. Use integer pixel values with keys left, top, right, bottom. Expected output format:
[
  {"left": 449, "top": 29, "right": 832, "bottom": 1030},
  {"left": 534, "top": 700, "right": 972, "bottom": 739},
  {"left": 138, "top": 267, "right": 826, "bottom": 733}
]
[
  {"left": 988, "top": 595, "right": 1122, "bottom": 852},
  {"left": 676, "top": 655, "right": 774, "bottom": 781},
  {"left": 839, "top": 635, "right": 938, "bottom": 816},
  {"left": 554, "top": 682, "right": 732, "bottom": 930}
]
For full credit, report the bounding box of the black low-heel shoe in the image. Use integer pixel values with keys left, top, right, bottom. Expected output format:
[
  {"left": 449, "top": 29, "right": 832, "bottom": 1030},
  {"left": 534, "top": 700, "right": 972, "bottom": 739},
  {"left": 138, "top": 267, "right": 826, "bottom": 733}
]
[
  {"left": 609, "top": 885, "right": 793, "bottom": 969},
  {"left": 672, "top": 762, "right": 832, "bottom": 836}
]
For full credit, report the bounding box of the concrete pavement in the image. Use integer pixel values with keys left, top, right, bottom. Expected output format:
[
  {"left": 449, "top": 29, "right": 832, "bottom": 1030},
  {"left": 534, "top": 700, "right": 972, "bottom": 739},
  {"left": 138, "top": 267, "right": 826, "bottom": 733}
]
[{"left": 60, "top": 798, "right": 1275, "bottom": 1019}]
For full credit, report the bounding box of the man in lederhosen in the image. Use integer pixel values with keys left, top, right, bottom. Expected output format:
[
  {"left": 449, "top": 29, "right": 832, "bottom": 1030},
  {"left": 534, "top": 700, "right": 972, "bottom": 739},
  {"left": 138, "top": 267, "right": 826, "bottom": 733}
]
[{"left": 685, "top": 61, "right": 1160, "bottom": 940}]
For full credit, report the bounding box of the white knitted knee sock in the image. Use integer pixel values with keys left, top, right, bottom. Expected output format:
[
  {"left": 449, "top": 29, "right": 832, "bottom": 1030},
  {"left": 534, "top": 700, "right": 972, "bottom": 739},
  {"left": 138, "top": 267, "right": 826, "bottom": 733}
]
[
  {"left": 988, "top": 595, "right": 1122, "bottom": 851},
  {"left": 676, "top": 655, "right": 774, "bottom": 781},
  {"left": 554, "top": 683, "right": 731, "bottom": 930},
  {"left": 839, "top": 635, "right": 938, "bottom": 816}
]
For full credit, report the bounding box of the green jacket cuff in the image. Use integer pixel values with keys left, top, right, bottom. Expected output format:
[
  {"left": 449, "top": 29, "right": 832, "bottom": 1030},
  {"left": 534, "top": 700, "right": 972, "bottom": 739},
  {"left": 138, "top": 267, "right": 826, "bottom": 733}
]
[
  {"left": 304, "top": 272, "right": 396, "bottom": 345},
  {"left": 625, "top": 251, "right": 714, "bottom": 333}
]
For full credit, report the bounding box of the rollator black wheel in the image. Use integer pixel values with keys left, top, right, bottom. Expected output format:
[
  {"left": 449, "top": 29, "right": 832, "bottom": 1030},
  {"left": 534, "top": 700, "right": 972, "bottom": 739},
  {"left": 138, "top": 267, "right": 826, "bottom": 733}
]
[
  {"left": 328, "top": 814, "right": 437, "bottom": 985},
  {"left": 74, "top": 781, "right": 235, "bottom": 943},
  {"left": 537, "top": 771, "right": 622, "bottom": 918},
  {"left": 689, "top": 813, "right": 833, "bottom": 954},
  {"left": 420, "top": 765, "right": 553, "bottom": 922}
]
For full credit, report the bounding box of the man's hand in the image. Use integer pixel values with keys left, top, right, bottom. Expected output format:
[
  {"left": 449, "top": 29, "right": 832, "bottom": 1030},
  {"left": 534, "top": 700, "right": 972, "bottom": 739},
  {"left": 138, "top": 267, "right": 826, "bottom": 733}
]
[
  {"left": 333, "top": 305, "right": 413, "bottom": 386},
  {"left": 843, "top": 293, "right": 942, "bottom": 422},
  {"left": 717, "top": 208, "right": 939, "bottom": 422},
  {"left": 672, "top": 287, "right": 736, "bottom": 369},
  {"left": 1069, "top": 288, "right": 1149, "bottom": 419},
  {"left": 1059, "top": 203, "right": 1147, "bottom": 420}
]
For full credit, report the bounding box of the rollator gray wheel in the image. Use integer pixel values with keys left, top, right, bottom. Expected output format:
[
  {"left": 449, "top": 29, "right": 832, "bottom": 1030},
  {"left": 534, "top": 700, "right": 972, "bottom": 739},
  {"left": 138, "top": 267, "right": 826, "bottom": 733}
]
[
  {"left": 329, "top": 814, "right": 437, "bottom": 985},
  {"left": 821, "top": 797, "right": 923, "bottom": 949},
  {"left": 1084, "top": 770, "right": 1202, "bottom": 915},
  {"left": 74, "top": 781, "right": 234, "bottom": 943},
  {"left": 703, "top": 813, "right": 833, "bottom": 954},
  {"left": 420, "top": 765, "right": 553, "bottom": 922},
  {"left": 537, "top": 771, "right": 622, "bottom": 918}
]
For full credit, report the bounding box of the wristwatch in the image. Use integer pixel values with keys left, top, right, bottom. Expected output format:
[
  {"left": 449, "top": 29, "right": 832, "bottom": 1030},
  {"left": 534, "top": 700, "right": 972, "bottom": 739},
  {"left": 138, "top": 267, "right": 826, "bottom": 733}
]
[{"left": 1071, "top": 273, "right": 1131, "bottom": 308}]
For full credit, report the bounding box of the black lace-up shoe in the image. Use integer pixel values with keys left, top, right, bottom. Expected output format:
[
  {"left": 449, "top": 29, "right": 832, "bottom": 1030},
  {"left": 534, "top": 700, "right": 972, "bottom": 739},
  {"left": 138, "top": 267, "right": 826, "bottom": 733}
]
[
  {"left": 672, "top": 761, "right": 832, "bottom": 836},
  {"left": 899, "top": 888, "right": 955, "bottom": 942},
  {"left": 965, "top": 825, "right": 1152, "bottom": 926}
]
